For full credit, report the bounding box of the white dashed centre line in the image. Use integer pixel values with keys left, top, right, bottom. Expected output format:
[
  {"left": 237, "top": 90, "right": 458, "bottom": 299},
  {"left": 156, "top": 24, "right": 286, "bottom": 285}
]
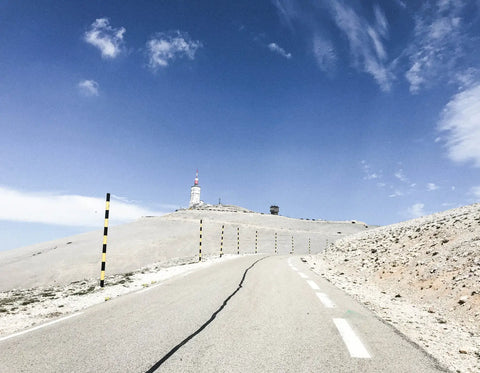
[
  {"left": 333, "top": 318, "right": 371, "bottom": 359},
  {"left": 316, "top": 292, "right": 336, "bottom": 308},
  {"left": 0, "top": 312, "right": 83, "bottom": 342},
  {"left": 298, "top": 272, "right": 309, "bottom": 279},
  {"left": 306, "top": 280, "right": 320, "bottom": 290}
]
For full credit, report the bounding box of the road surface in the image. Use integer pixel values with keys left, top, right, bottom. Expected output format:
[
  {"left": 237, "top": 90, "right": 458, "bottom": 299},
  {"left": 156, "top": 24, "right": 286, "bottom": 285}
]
[{"left": 0, "top": 255, "right": 445, "bottom": 372}]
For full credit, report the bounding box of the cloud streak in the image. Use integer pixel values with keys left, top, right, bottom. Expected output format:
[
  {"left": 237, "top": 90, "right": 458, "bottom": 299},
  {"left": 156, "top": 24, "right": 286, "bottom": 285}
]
[
  {"left": 268, "top": 42, "right": 292, "bottom": 59},
  {"left": 0, "top": 187, "right": 164, "bottom": 227},
  {"left": 360, "top": 160, "right": 380, "bottom": 180},
  {"left": 146, "top": 31, "right": 202, "bottom": 70},
  {"left": 405, "top": 1, "right": 465, "bottom": 93},
  {"left": 407, "top": 203, "right": 426, "bottom": 218},
  {"left": 471, "top": 186, "right": 480, "bottom": 199},
  {"left": 438, "top": 83, "right": 480, "bottom": 166},
  {"left": 78, "top": 80, "right": 99, "bottom": 96},
  {"left": 272, "top": 1, "right": 479, "bottom": 94},
  {"left": 329, "top": 1, "right": 392, "bottom": 91},
  {"left": 84, "top": 18, "right": 126, "bottom": 59},
  {"left": 272, "top": 1, "right": 393, "bottom": 90}
]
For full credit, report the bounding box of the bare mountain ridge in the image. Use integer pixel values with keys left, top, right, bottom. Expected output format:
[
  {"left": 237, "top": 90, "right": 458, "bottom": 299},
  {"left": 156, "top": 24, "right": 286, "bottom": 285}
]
[{"left": 0, "top": 206, "right": 370, "bottom": 292}]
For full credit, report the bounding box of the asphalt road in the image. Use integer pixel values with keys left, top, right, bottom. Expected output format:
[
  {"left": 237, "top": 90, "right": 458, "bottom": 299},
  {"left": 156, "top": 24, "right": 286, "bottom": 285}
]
[{"left": 0, "top": 255, "right": 446, "bottom": 372}]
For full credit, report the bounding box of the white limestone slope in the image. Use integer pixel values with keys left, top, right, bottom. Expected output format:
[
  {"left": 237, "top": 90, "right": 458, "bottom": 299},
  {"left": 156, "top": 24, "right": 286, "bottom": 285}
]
[{"left": 0, "top": 205, "right": 371, "bottom": 291}]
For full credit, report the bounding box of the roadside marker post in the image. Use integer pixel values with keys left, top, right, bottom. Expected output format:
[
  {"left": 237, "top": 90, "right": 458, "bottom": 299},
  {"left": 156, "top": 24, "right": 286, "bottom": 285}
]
[
  {"left": 99, "top": 193, "right": 110, "bottom": 288},
  {"left": 220, "top": 224, "right": 224, "bottom": 258},
  {"left": 291, "top": 235, "right": 294, "bottom": 254},
  {"left": 275, "top": 232, "right": 277, "bottom": 254},
  {"left": 255, "top": 230, "right": 258, "bottom": 254},
  {"left": 308, "top": 238, "right": 311, "bottom": 255},
  {"left": 237, "top": 227, "right": 240, "bottom": 255},
  {"left": 199, "top": 219, "right": 203, "bottom": 262}
]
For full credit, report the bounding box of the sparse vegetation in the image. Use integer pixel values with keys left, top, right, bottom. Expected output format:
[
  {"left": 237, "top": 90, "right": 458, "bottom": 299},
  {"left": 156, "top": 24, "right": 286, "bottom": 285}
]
[
  {"left": 72, "top": 285, "right": 96, "bottom": 296},
  {"left": 21, "top": 298, "right": 39, "bottom": 306}
]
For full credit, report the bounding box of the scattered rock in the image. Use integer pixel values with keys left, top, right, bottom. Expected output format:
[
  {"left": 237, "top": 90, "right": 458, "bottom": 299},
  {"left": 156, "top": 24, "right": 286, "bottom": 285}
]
[{"left": 458, "top": 296, "right": 468, "bottom": 305}]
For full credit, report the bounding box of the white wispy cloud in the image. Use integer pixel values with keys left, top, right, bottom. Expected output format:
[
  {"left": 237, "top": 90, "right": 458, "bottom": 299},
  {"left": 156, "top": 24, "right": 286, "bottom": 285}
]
[
  {"left": 471, "top": 186, "right": 480, "bottom": 198},
  {"left": 272, "top": 0, "right": 298, "bottom": 30},
  {"left": 361, "top": 161, "right": 420, "bottom": 198},
  {"left": 454, "top": 68, "right": 480, "bottom": 90},
  {"left": 360, "top": 160, "right": 380, "bottom": 180},
  {"left": 438, "top": 83, "right": 480, "bottom": 166},
  {"left": 328, "top": 2, "right": 393, "bottom": 91},
  {"left": 394, "top": 169, "right": 409, "bottom": 183},
  {"left": 389, "top": 190, "right": 404, "bottom": 198},
  {"left": 78, "top": 80, "right": 99, "bottom": 97},
  {"left": 272, "top": 1, "right": 393, "bottom": 90},
  {"left": 407, "top": 202, "right": 426, "bottom": 218},
  {"left": 146, "top": 31, "right": 202, "bottom": 70},
  {"left": 268, "top": 42, "right": 292, "bottom": 59},
  {"left": 405, "top": 1, "right": 465, "bottom": 93},
  {"left": 427, "top": 183, "right": 439, "bottom": 191},
  {"left": 0, "top": 186, "right": 164, "bottom": 227},
  {"left": 374, "top": 5, "right": 389, "bottom": 38},
  {"left": 84, "top": 18, "right": 126, "bottom": 59}
]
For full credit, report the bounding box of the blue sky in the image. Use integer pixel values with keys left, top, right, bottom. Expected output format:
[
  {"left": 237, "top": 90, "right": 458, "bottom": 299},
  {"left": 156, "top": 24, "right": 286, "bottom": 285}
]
[{"left": 1, "top": 0, "right": 480, "bottom": 251}]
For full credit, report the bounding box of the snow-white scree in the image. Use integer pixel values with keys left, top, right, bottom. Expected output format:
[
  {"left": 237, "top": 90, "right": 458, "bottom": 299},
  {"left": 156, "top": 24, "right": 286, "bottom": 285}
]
[
  {"left": 308, "top": 203, "right": 480, "bottom": 373},
  {"left": 0, "top": 254, "right": 240, "bottom": 337}
]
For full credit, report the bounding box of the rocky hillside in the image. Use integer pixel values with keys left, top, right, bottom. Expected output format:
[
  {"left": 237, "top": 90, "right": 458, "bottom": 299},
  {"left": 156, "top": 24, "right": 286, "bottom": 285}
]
[{"left": 309, "top": 203, "right": 480, "bottom": 372}]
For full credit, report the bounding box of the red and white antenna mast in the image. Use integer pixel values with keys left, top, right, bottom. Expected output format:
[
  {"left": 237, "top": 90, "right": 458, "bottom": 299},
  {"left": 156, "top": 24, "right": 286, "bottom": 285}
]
[{"left": 194, "top": 169, "right": 199, "bottom": 185}]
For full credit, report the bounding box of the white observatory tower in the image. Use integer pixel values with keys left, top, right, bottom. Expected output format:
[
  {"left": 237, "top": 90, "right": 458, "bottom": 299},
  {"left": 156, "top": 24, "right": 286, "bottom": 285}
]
[{"left": 189, "top": 170, "right": 201, "bottom": 208}]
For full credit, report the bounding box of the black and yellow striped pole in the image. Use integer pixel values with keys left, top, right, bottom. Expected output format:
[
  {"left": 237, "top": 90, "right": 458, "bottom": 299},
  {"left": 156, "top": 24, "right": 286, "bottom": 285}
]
[
  {"left": 237, "top": 227, "right": 240, "bottom": 255},
  {"left": 308, "top": 238, "right": 311, "bottom": 254},
  {"left": 255, "top": 230, "right": 258, "bottom": 254},
  {"left": 275, "top": 232, "right": 277, "bottom": 254},
  {"left": 100, "top": 193, "right": 110, "bottom": 288},
  {"left": 199, "top": 219, "right": 203, "bottom": 262},
  {"left": 220, "top": 224, "right": 224, "bottom": 258},
  {"left": 291, "top": 235, "right": 294, "bottom": 254}
]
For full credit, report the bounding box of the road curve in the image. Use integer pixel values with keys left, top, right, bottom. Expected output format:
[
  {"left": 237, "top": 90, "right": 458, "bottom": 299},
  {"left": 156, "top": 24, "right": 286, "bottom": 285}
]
[{"left": 0, "top": 255, "right": 445, "bottom": 372}]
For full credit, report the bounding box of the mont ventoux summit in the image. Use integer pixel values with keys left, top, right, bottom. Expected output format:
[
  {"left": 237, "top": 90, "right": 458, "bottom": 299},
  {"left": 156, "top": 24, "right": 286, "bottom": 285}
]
[
  {"left": 1, "top": 172, "right": 479, "bottom": 372},
  {"left": 0, "top": 170, "right": 372, "bottom": 291}
]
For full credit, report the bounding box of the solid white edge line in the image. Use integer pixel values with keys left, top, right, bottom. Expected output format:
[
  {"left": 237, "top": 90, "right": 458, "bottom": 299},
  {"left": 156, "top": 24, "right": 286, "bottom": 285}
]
[
  {"left": 298, "top": 272, "right": 309, "bottom": 279},
  {"left": 333, "top": 318, "right": 371, "bottom": 359},
  {"left": 316, "top": 292, "right": 335, "bottom": 308},
  {"left": 0, "top": 312, "right": 83, "bottom": 342},
  {"left": 306, "top": 280, "right": 320, "bottom": 290}
]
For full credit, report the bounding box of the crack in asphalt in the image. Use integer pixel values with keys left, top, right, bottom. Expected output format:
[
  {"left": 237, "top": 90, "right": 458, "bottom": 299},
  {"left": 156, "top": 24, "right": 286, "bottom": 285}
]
[{"left": 145, "top": 256, "right": 268, "bottom": 372}]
